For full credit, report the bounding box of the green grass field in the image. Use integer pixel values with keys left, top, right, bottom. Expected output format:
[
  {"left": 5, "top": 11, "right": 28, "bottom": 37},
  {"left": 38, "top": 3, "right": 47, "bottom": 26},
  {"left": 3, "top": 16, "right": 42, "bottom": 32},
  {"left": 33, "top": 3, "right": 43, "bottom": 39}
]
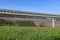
[{"left": 0, "top": 26, "right": 60, "bottom": 40}]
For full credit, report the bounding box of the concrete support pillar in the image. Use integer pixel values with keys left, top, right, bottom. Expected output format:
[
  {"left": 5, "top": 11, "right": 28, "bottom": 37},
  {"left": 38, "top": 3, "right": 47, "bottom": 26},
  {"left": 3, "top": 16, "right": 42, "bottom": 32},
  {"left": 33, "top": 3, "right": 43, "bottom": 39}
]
[{"left": 52, "top": 17, "right": 55, "bottom": 27}]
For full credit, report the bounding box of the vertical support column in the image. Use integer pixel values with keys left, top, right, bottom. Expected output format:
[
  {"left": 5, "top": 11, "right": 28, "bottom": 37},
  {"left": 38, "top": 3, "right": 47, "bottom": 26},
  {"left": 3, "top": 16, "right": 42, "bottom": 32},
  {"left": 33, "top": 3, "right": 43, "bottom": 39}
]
[{"left": 52, "top": 17, "right": 55, "bottom": 27}]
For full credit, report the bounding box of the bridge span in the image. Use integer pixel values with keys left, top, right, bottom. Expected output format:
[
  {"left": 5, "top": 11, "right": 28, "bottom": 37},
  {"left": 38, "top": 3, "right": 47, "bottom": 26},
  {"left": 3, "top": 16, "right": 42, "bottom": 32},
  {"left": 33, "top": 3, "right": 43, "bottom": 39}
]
[{"left": 0, "top": 9, "right": 60, "bottom": 27}]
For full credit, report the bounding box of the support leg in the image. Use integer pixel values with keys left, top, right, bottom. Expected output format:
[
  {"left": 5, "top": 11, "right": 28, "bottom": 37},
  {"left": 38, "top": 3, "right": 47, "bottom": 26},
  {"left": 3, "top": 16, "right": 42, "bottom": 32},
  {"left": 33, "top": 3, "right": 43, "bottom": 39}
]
[{"left": 52, "top": 17, "right": 55, "bottom": 27}]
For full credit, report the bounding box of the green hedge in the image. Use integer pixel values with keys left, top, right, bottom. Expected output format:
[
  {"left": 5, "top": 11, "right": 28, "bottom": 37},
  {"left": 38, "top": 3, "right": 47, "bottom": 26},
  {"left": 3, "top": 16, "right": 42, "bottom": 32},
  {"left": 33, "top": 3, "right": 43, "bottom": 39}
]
[
  {"left": 0, "top": 26, "right": 60, "bottom": 40},
  {"left": 0, "top": 19, "right": 36, "bottom": 26},
  {"left": 16, "top": 20, "right": 35, "bottom": 27},
  {"left": 0, "top": 19, "right": 16, "bottom": 26}
]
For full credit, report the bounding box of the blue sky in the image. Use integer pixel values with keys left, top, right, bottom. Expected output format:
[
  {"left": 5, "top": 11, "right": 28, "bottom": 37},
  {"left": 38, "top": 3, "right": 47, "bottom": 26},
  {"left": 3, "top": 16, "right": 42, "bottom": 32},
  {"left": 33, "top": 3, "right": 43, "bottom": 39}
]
[{"left": 0, "top": 0, "right": 60, "bottom": 14}]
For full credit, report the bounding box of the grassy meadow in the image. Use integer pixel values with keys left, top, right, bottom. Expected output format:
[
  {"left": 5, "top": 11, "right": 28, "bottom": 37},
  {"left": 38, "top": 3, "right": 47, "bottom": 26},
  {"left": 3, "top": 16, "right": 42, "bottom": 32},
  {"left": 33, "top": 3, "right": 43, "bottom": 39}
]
[{"left": 0, "top": 26, "right": 60, "bottom": 40}]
